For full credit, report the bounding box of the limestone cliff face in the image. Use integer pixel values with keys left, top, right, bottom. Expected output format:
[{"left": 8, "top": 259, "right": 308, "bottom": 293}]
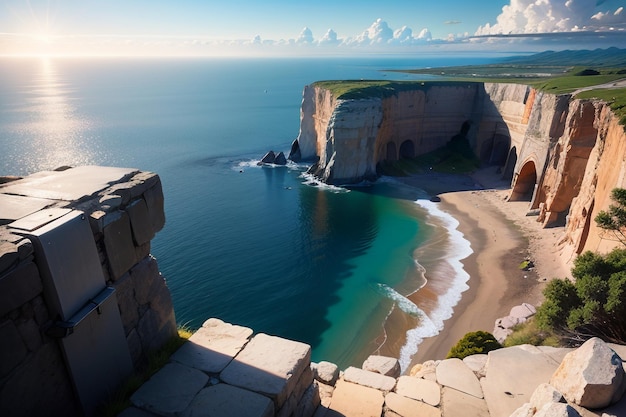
[
  {"left": 293, "top": 80, "right": 626, "bottom": 261},
  {"left": 294, "top": 83, "right": 480, "bottom": 184}
]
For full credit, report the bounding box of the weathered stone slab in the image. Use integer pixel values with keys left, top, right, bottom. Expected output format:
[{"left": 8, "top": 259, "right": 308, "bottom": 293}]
[
  {"left": 435, "top": 358, "right": 483, "bottom": 399},
  {"left": 395, "top": 375, "right": 440, "bottom": 406},
  {"left": 550, "top": 337, "right": 626, "bottom": 409},
  {"left": 1, "top": 166, "right": 138, "bottom": 201},
  {"left": 117, "top": 407, "right": 160, "bottom": 417},
  {"left": 0, "top": 194, "right": 54, "bottom": 224},
  {"left": 171, "top": 318, "right": 252, "bottom": 373},
  {"left": 343, "top": 366, "right": 396, "bottom": 391},
  {"left": 440, "top": 387, "right": 490, "bottom": 417},
  {"left": 181, "top": 384, "right": 274, "bottom": 417},
  {"left": 0, "top": 320, "right": 27, "bottom": 377},
  {"left": 127, "top": 198, "right": 154, "bottom": 245},
  {"left": 326, "top": 380, "right": 383, "bottom": 417},
  {"left": 220, "top": 333, "right": 311, "bottom": 409},
  {"left": 103, "top": 210, "right": 137, "bottom": 280},
  {"left": 130, "top": 363, "right": 208, "bottom": 417},
  {"left": 385, "top": 392, "right": 441, "bottom": 417},
  {"left": 481, "top": 345, "right": 563, "bottom": 417},
  {"left": 312, "top": 361, "right": 339, "bottom": 386},
  {"left": 362, "top": 355, "right": 401, "bottom": 378}
]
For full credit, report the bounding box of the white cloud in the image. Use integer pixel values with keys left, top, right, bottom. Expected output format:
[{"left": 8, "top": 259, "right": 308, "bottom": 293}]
[
  {"left": 296, "top": 27, "right": 314, "bottom": 44},
  {"left": 318, "top": 29, "right": 339, "bottom": 45},
  {"left": 476, "top": 0, "right": 626, "bottom": 35}
]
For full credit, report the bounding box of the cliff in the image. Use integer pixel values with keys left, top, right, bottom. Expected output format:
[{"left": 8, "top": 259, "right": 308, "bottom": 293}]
[{"left": 291, "top": 81, "right": 626, "bottom": 262}]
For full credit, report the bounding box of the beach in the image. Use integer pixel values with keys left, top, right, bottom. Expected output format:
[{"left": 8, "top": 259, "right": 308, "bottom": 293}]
[{"left": 392, "top": 167, "right": 572, "bottom": 366}]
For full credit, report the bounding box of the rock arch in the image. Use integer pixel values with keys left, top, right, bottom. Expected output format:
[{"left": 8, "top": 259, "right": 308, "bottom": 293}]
[
  {"left": 510, "top": 160, "right": 537, "bottom": 201},
  {"left": 399, "top": 140, "right": 415, "bottom": 159}
]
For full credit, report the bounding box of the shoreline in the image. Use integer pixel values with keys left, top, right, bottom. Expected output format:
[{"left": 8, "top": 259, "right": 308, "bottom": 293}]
[{"left": 391, "top": 168, "right": 571, "bottom": 367}]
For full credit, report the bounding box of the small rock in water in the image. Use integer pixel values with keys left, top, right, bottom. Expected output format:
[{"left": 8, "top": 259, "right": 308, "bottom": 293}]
[
  {"left": 258, "top": 151, "right": 276, "bottom": 165},
  {"left": 274, "top": 151, "right": 287, "bottom": 165},
  {"left": 430, "top": 196, "right": 441, "bottom": 203}
]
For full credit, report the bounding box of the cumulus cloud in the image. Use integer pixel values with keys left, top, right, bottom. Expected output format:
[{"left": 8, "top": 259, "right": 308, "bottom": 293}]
[
  {"left": 296, "top": 27, "right": 314, "bottom": 44},
  {"left": 318, "top": 29, "right": 339, "bottom": 45},
  {"left": 476, "top": 0, "right": 626, "bottom": 35},
  {"left": 341, "top": 18, "right": 432, "bottom": 46}
]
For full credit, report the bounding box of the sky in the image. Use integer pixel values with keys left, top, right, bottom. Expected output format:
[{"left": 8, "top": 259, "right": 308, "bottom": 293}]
[{"left": 1, "top": 0, "right": 625, "bottom": 57}]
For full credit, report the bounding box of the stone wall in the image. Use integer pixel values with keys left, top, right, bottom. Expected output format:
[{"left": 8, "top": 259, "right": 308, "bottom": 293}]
[
  {"left": 0, "top": 166, "right": 177, "bottom": 416},
  {"left": 120, "top": 318, "right": 626, "bottom": 417}
]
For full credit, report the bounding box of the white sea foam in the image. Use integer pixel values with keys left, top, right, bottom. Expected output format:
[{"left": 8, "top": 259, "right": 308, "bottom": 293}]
[
  {"left": 395, "top": 199, "right": 473, "bottom": 372},
  {"left": 300, "top": 172, "right": 350, "bottom": 193}
]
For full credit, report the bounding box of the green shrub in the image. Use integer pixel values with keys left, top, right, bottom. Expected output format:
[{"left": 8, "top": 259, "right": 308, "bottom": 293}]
[
  {"left": 446, "top": 331, "right": 502, "bottom": 359},
  {"left": 503, "top": 318, "right": 559, "bottom": 347},
  {"left": 535, "top": 248, "right": 626, "bottom": 344}
]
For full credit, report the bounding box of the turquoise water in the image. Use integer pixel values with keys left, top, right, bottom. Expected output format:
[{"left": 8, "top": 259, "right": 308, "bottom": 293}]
[{"left": 0, "top": 56, "right": 493, "bottom": 369}]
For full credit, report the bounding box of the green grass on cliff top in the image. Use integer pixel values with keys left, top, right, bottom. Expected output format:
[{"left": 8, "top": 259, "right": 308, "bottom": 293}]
[{"left": 315, "top": 58, "right": 626, "bottom": 129}]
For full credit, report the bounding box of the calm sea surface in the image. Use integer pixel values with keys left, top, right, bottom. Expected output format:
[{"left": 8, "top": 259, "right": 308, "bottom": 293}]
[{"left": 0, "top": 55, "right": 499, "bottom": 369}]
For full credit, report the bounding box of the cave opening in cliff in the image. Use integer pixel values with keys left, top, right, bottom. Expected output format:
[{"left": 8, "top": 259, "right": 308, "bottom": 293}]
[
  {"left": 386, "top": 142, "right": 398, "bottom": 161},
  {"left": 510, "top": 161, "right": 537, "bottom": 201},
  {"left": 399, "top": 140, "right": 415, "bottom": 159}
]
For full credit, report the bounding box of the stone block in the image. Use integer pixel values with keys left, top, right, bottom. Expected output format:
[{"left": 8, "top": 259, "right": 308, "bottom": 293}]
[
  {"left": 171, "top": 318, "right": 253, "bottom": 374},
  {"left": 327, "top": 380, "right": 384, "bottom": 417},
  {"left": 114, "top": 272, "right": 139, "bottom": 335},
  {"left": 126, "top": 328, "right": 143, "bottom": 366},
  {"left": 441, "top": 386, "right": 489, "bottom": 417},
  {"left": 409, "top": 360, "right": 438, "bottom": 380},
  {"left": 550, "top": 337, "right": 626, "bottom": 409},
  {"left": 131, "top": 363, "right": 208, "bottom": 417},
  {"left": 294, "top": 383, "right": 320, "bottom": 417},
  {"left": 315, "top": 380, "right": 334, "bottom": 408},
  {"left": 127, "top": 198, "right": 154, "bottom": 246},
  {"left": 181, "top": 384, "right": 274, "bottom": 417},
  {"left": 463, "top": 354, "right": 489, "bottom": 378},
  {"left": 343, "top": 367, "right": 396, "bottom": 392},
  {"left": 131, "top": 256, "right": 162, "bottom": 305},
  {"left": 481, "top": 345, "right": 564, "bottom": 417},
  {"left": 510, "top": 303, "right": 536, "bottom": 319},
  {"left": 144, "top": 183, "right": 165, "bottom": 232},
  {"left": 0, "top": 262, "right": 43, "bottom": 317},
  {"left": 312, "top": 361, "right": 339, "bottom": 386},
  {"left": 89, "top": 210, "right": 106, "bottom": 234},
  {"left": 0, "top": 241, "right": 18, "bottom": 274},
  {"left": 436, "top": 358, "right": 483, "bottom": 399},
  {"left": 129, "top": 172, "right": 160, "bottom": 199},
  {"left": 103, "top": 211, "right": 137, "bottom": 280},
  {"left": 0, "top": 320, "right": 27, "bottom": 377},
  {"left": 220, "top": 333, "right": 311, "bottom": 409},
  {"left": 385, "top": 392, "right": 441, "bottom": 417},
  {"left": 395, "top": 375, "right": 440, "bottom": 406},
  {"left": 0, "top": 342, "right": 77, "bottom": 416},
  {"left": 99, "top": 194, "right": 123, "bottom": 211},
  {"left": 362, "top": 355, "right": 401, "bottom": 378}
]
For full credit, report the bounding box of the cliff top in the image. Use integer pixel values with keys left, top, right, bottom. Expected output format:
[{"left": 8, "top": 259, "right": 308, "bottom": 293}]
[{"left": 312, "top": 80, "right": 478, "bottom": 100}]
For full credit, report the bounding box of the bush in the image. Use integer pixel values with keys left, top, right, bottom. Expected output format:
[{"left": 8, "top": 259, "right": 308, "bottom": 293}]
[
  {"left": 503, "top": 318, "right": 559, "bottom": 348},
  {"left": 535, "top": 248, "right": 626, "bottom": 344},
  {"left": 446, "top": 331, "right": 502, "bottom": 359}
]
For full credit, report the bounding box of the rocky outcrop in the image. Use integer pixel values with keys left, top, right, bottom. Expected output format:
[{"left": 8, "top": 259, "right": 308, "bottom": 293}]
[{"left": 120, "top": 319, "right": 626, "bottom": 417}]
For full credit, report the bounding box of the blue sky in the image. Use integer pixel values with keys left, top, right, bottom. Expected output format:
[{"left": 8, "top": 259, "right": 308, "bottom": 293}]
[{"left": 1, "top": 0, "right": 625, "bottom": 56}]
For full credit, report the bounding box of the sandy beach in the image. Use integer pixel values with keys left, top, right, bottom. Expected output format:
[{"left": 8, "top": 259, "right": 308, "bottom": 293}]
[{"left": 392, "top": 167, "right": 572, "bottom": 367}]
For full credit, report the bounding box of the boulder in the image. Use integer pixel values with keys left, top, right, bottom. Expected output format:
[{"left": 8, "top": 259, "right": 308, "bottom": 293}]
[
  {"left": 362, "top": 355, "right": 401, "bottom": 378},
  {"left": 530, "top": 383, "right": 565, "bottom": 411},
  {"left": 274, "top": 151, "right": 287, "bottom": 165},
  {"left": 534, "top": 402, "right": 581, "bottom": 417},
  {"left": 258, "top": 151, "right": 276, "bottom": 165},
  {"left": 312, "top": 361, "right": 339, "bottom": 386},
  {"left": 550, "top": 337, "right": 626, "bottom": 409}
]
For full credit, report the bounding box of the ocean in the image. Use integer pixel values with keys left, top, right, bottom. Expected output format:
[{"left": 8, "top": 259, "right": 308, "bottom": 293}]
[{"left": 1, "top": 54, "right": 497, "bottom": 370}]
